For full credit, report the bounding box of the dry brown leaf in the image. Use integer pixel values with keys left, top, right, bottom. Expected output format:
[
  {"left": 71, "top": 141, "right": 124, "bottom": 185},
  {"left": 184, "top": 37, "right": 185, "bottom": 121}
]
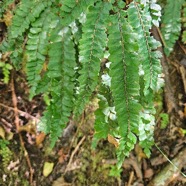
[
  {"left": 107, "top": 134, "right": 119, "bottom": 148},
  {"left": 36, "top": 132, "right": 46, "bottom": 146},
  {"left": 3, "top": 11, "right": 13, "bottom": 26}
]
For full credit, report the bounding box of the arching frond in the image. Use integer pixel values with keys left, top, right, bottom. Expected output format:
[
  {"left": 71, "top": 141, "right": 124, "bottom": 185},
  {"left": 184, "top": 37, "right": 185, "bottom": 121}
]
[
  {"left": 9, "top": 0, "right": 51, "bottom": 39},
  {"left": 26, "top": 8, "right": 57, "bottom": 98},
  {"left": 60, "top": 0, "right": 97, "bottom": 26},
  {"left": 161, "top": 0, "right": 185, "bottom": 56},
  {"left": 73, "top": 1, "right": 111, "bottom": 116},
  {"left": 108, "top": 8, "right": 141, "bottom": 166},
  {"left": 41, "top": 29, "right": 76, "bottom": 146},
  {"left": 127, "top": 1, "right": 161, "bottom": 93}
]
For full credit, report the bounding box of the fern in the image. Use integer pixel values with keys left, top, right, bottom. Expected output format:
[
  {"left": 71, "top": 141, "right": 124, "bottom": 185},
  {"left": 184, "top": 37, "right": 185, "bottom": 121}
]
[
  {"left": 0, "top": 0, "right": 168, "bottom": 172},
  {"left": 73, "top": 1, "right": 111, "bottom": 116},
  {"left": 60, "top": 0, "right": 97, "bottom": 26},
  {"left": 161, "top": 0, "right": 185, "bottom": 56},
  {"left": 128, "top": 1, "right": 161, "bottom": 93},
  {"left": 91, "top": 94, "right": 110, "bottom": 149},
  {"left": 26, "top": 8, "right": 59, "bottom": 98},
  {"left": 0, "top": 61, "right": 12, "bottom": 84},
  {"left": 40, "top": 29, "right": 76, "bottom": 147},
  {"left": 0, "top": 0, "right": 14, "bottom": 18},
  {"left": 107, "top": 4, "right": 141, "bottom": 167},
  {"left": 9, "top": 0, "right": 51, "bottom": 39},
  {"left": 182, "top": 2, "right": 186, "bottom": 44}
]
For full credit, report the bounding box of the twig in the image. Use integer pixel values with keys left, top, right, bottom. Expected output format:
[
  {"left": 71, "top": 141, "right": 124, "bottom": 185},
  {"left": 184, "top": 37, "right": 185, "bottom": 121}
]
[
  {"left": 127, "top": 171, "right": 134, "bottom": 186},
  {"left": 148, "top": 147, "right": 186, "bottom": 186},
  {"left": 156, "top": 27, "right": 166, "bottom": 47},
  {"left": 11, "top": 72, "right": 34, "bottom": 185},
  {"left": 102, "top": 158, "right": 143, "bottom": 180},
  {"left": 64, "top": 136, "right": 86, "bottom": 173},
  {"left": 0, "top": 103, "right": 39, "bottom": 122},
  {"left": 178, "top": 41, "right": 186, "bottom": 54}
]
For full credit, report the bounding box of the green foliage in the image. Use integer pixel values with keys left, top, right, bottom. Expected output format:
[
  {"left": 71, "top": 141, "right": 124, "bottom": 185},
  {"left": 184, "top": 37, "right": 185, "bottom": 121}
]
[
  {"left": 60, "top": 0, "right": 97, "bottom": 26},
  {"left": 161, "top": 0, "right": 185, "bottom": 56},
  {"left": 182, "top": 2, "right": 186, "bottom": 44},
  {"left": 26, "top": 8, "right": 58, "bottom": 97},
  {"left": 0, "top": 0, "right": 183, "bottom": 174},
  {"left": 39, "top": 29, "right": 76, "bottom": 147},
  {"left": 74, "top": 1, "right": 110, "bottom": 116},
  {"left": 9, "top": 0, "right": 51, "bottom": 39},
  {"left": 0, "top": 0, "right": 14, "bottom": 18},
  {"left": 160, "top": 113, "right": 169, "bottom": 129},
  {"left": 0, "top": 61, "right": 12, "bottom": 84},
  {"left": 0, "top": 139, "right": 12, "bottom": 170}
]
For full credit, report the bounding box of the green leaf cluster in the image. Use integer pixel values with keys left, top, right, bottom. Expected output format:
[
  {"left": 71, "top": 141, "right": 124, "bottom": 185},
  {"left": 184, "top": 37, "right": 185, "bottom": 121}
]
[
  {"left": 161, "top": 0, "right": 185, "bottom": 56},
  {"left": 2, "top": 0, "right": 181, "bottom": 172},
  {"left": 182, "top": 2, "right": 186, "bottom": 44},
  {"left": 0, "top": 61, "right": 12, "bottom": 84}
]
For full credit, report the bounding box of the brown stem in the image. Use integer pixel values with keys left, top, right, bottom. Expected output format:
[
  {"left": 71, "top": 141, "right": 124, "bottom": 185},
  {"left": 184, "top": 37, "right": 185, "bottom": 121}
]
[{"left": 11, "top": 72, "right": 34, "bottom": 185}]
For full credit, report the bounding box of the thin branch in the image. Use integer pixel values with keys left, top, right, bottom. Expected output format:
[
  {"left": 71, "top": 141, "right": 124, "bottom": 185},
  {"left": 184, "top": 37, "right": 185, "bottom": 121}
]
[
  {"left": 11, "top": 72, "right": 34, "bottom": 185},
  {"left": 0, "top": 103, "right": 40, "bottom": 122},
  {"left": 64, "top": 135, "right": 86, "bottom": 173}
]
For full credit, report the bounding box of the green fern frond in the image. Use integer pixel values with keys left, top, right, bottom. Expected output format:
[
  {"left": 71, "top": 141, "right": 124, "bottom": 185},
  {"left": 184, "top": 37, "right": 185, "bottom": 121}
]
[
  {"left": 60, "top": 0, "right": 97, "bottom": 26},
  {"left": 182, "top": 2, "right": 186, "bottom": 44},
  {"left": 161, "top": 0, "right": 185, "bottom": 56},
  {"left": 26, "top": 9, "right": 57, "bottom": 98},
  {"left": 92, "top": 94, "right": 110, "bottom": 148},
  {"left": 0, "top": 0, "right": 14, "bottom": 18},
  {"left": 73, "top": 1, "right": 111, "bottom": 116},
  {"left": 0, "top": 61, "right": 12, "bottom": 84},
  {"left": 108, "top": 9, "right": 141, "bottom": 165},
  {"left": 127, "top": 1, "right": 161, "bottom": 93},
  {"left": 9, "top": 0, "right": 51, "bottom": 39},
  {"left": 41, "top": 29, "right": 76, "bottom": 147}
]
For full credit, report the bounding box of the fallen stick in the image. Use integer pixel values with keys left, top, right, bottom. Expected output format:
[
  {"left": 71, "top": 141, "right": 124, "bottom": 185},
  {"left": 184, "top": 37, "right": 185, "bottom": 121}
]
[
  {"left": 11, "top": 72, "right": 34, "bottom": 185},
  {"left": 148, "top": 147, "right": 186, "bottom": 186}
]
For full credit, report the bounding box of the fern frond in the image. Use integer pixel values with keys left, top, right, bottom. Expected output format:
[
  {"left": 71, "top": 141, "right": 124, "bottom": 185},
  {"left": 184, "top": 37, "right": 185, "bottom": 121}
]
[
  {"left": 60, "top": 0, "right": 97, "bottom": 26},
  {"left": 161, "top": 0, "right": 185, "bottom": 56},
  {"left": 73, "top": 1, "right": 111, "bottom": 116},
  {"left": 182, "top": 2, "right": 186, "bottom": 44},
  {"left": 0, "top": 0, "right": 14, "bottom": 18},
  {"left": 9, "top": 0, "right": 51, "bottom": 38},
  {"left": 26, "top": 9, "right": 57, "bottom": 98},
  {"left": 0, "top": 36, "right": 24, "bottom": 70},
  {"left": 92, "top": 94, "right": 110, "bottom": 148},
  {"left": 41, "top": 29, "right": 76, "bottom": 146},
  {"left": 108, "top": 9, "right": 141, "bottom": 166},
  {"left": 127, "top": 1, "right": 162, "bottom": 93}
]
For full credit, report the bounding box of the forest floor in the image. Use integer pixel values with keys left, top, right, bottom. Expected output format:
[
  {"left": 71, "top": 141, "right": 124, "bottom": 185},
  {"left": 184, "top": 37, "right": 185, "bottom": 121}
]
[{"left": 0, "top": 43, "right": 186, "bottom": 186}]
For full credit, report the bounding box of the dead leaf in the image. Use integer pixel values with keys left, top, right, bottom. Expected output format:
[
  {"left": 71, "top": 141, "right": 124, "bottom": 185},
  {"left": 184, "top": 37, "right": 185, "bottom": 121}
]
[
  {"left": 135, "top": 144, "right": 147, "bottom": 162},
  {"left": 107, "top": 134, "right": 119, "bottom": 148},
  {"left": 18, "top": 120, "right": 36, "bottom": 134},
  {"left": 43, "top": 162, "right": 54, "bottom": 177},
  {"left": 144, "top": 168, "right": 154, "bottom": 178},
  {"left": 3, "top": 11, "right": 13, "bottom": 26},
  {"left": 36, "top": 132, "right": 46, "bottom": 146},
  {"left": 0, "top": 126, "right": 5, "bottom": 139},
  {"left": 58, "top": 149, "right": 67, "bottom": 164}
]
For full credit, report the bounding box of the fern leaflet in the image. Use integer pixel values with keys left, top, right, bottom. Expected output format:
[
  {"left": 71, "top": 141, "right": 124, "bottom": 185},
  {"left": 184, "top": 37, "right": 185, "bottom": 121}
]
[
  {"left": 9, "top": 0, "right": 51, "bottom": 39},
  {"left": 60, "top": 0, "right": 97, "bottom": 26}
]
